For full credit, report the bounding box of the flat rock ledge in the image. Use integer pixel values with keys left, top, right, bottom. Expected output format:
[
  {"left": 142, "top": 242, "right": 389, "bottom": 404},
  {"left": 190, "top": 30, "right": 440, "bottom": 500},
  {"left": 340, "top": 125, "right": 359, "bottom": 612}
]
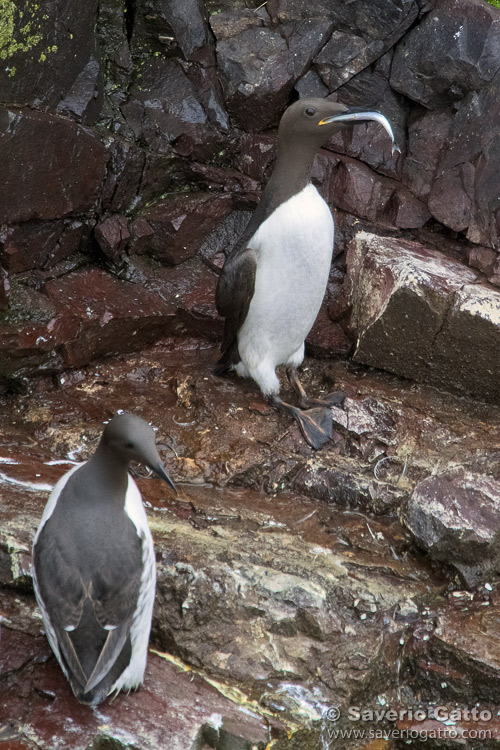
[{"left": 2, "top": 348, "right": 500, "bottom": 749}]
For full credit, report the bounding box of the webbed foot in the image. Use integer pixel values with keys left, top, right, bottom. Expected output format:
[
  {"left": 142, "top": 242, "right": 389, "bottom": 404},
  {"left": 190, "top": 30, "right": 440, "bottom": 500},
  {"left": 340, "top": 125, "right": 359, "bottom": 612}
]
[{"left": 269, "top": 396, "right": 333, "bottom": 450}]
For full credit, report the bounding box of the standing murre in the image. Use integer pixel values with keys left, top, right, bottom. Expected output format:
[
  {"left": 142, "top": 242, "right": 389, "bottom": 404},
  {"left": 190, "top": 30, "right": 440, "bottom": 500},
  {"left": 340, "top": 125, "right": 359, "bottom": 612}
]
[
  {"left": 215, "top": 98, "right": 398, "bottom": 449},
  {"left": 32, "top": 413, "right": 176, "bottom": 706}
]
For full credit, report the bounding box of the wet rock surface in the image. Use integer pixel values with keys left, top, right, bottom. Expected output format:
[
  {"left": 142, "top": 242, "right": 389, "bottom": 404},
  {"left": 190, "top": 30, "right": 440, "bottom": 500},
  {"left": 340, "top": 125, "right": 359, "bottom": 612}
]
[
  {"left": 0, "top": 606, "right": 287, "bottom": 750},
  {"left": 2, "top": 0, "right": 500, "bottom": 747},
  {"left": 2, "top": 345, "right": 500, "bottom": 748},
  {"left": 1, "top": 0, "right": 500, "bottom": 392}
]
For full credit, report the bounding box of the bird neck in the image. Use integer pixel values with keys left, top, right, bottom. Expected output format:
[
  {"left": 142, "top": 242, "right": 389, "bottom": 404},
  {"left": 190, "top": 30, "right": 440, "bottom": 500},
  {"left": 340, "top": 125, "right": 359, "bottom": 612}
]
[
  {"left": 264, "top": 140, "right": 317, "bottom": 211},
  {"left": 85, "top": 447, "right": 130, "bottom": 498}
]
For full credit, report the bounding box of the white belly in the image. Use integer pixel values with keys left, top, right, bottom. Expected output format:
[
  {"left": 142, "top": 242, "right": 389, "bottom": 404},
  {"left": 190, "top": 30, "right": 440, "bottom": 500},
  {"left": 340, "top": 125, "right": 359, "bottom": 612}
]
[{"left": 237, "top": 184, "right": 334, "bottom": 394}]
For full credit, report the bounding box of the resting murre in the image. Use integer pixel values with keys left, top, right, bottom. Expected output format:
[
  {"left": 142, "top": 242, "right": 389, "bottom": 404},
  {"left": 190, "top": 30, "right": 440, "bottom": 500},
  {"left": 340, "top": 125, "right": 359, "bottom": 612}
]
[
  {"left": 32, "top": 413, "right": 176, "bottom": 705},
  {"left": 215, "top": 98, "right": 398, "bottom": 449}
]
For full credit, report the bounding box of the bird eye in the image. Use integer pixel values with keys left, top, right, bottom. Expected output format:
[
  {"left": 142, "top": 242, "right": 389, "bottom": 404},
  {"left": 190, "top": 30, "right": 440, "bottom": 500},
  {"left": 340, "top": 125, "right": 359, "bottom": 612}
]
[
  {"left": 304, "top": 106, "right": 316, "bottom": 117},
  {"left": 125, "top": 441, "right": 134, "bottom": 449}
]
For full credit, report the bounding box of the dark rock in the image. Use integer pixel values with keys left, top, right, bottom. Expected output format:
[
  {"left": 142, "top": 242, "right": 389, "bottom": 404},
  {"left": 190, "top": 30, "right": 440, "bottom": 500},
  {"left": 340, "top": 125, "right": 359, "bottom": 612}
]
[
  {"left": 44, "top": 267, "right": 178, "bottom": 368},
  {"left": 313, "top": 0, "right": 419, "bottom": 91},
  {"left": 186, "top": 162, "right": 261, "bottom": 202},
  {"left": 0, "top": 268, "right": 11, "bottom": 315},
  {"left": 199, "top": 210, "right": 253, "bottom": 270},
  {"left": 431, "top": 281, "right": 500, "bottom": 402},
  {"left": 488, "top": 255, "right": 500, "bottom": 288},
  {"left": 292, "top": 453, "right": 407, "bottom": 514},
  {"left": 126, "top": 255, "right": 222, "bottom": 341},
  {"left": 281, "top": 18, "right": 334, "bottom": 79},
  {"left": 317, "top": 152, "right": 430, "bottom": 229},
  {"left": 0, "top": 251, "right": 224, "bottom": 382},
  {"left": 0, "top": 267, "right": 9, "bottom": 309},
  {"left": 96, "top": 0, "right": 133, "bottom": 135},
  {"left": 404, "top": 469, "right": 500, "bottom": 586},
  {"left": 0, "top": 221, "right": 85, "bottom": 273},
  {"left": 305, "top": 305, "right": 352, "bottom": 358},
  {"left": 314, "top": 31, "right": 367, "bottom": 91},
  {"left": 209, "top": 8, "right": 266, "bottom": 41},
  {"left": 423, "top": 603, "right": 500, "bottom": 705},
  {"left": 99, "top": 139, "right": 147, "bottom": 214},
  {"left": 266, "top": 0, "right": 342, "bottom": 23},
  {"left": 0, "top": 283, "right": 64, "bottom": 379},
  {"left": 337, "top": 50, "right": 393, "bottom": 105},
  {"left": 94, "top": 215, "right": 130, "bottom": 261},
  {"left": 402, "top": 107, "right": 454, "bottom": 200},
  {"left": 183, "top": 65, "right": 230, "bottom": 133},
  {"left": 294, "top": 69, "right": 329, "bottom": 99},
  {"left": 0, "top": 0, "right": 102, "bottom": 124},
  {"left": 129, "top": 218, "right": 155, "bottom": 255},
  {"left": 468, "top": 246, "right": 498, "bottom": 275},
  {"left": 56, "top": 57, "right": 101, "bottom": 121},
  {"left": 427, "top": 75, "right": 500, "bottom": 248},
  {"left": 0, "top": 107, "right": 108, "bottom": 224},
  {"left": 391, "top": 0, "right": 500, "bottom": 108},
  {"left": 122, "top": 58, "right": 224, "bottom": 160},
  {"left": 235, "top": 133, "right": 276, "bottom": 182},
  {"left": 130, "top": 193, "right": 232, "bottom": 265},
  {"left": 216, "top": 27, "right": 295, "bottom": 131},
  {"left": 0, "top": 222, "right": 64, "bottom": 273},
  {"left": 138, "top": 152, "right": 181, "bottom": 209},
  {"left": 327, "top": 280, "right": 350, "bottom": 322},
  {"left": 347, "top": 232, "right": 500, "bottom": 402},
  {"left": 429, "top": 162, "right": 475, "bottom": 233},
  {"left": 150, "top": 0, "right": 209, "bottom": 61}
]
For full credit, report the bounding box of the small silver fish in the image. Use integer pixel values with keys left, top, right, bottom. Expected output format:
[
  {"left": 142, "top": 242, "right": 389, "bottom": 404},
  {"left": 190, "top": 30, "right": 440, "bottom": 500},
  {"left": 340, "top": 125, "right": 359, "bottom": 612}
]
[{"left": 321, "top": 109, "right": 400, "bottom": 156}]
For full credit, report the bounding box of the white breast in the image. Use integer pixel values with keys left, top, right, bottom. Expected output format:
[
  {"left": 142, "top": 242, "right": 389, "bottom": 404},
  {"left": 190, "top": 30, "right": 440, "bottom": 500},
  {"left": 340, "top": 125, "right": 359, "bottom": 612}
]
[{"left": 237, "top": 183, "right": 334, "bottom": 385}]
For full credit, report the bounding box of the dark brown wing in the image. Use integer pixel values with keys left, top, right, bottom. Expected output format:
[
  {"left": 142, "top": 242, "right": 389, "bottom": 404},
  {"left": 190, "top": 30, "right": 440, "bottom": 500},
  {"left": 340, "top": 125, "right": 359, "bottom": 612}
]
[
  {"left": 33, "top": 516, "right": 142, "bottom": 696},
  {"left": 215, "top": 247, "right": 257, "bottom": 369}
]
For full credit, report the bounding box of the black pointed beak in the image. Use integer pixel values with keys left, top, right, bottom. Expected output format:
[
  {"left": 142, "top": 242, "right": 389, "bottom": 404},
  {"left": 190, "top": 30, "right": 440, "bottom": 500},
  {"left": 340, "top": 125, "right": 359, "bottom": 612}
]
[{"left": 152, "top": 462, "right": 177, "bottom": 493}]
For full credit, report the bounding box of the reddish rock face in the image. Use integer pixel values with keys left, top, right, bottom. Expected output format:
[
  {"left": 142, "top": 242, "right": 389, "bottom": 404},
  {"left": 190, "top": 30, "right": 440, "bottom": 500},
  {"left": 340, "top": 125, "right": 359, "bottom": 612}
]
[
  {"left": 306, "top": 304, "right": 352, "bottom": 358},
  {"left": 235, "top": 133, "right": 276, "bottom": 182},
  {"left": 99, "top": 140, "right": 147, "bottom": 214},
  {"left": 319, "top": 152, "right": 430, "bottom": 229},
  {"left": 122, "top": 58, "right": 225, "bottom": 160},
  {"left": 3, "top": 3, "right": 500, "bottom": 746},
  {"left": 42, "top": 267, "right": 178, "bottom": 368},
  {"left": 402, "top": 108, "right": 454, "bottom": 200},
  {"left": 0, "top": 0, "right": 499, "bottom": 402},
  {"left": 130, "top": 193, "right": 233, "bottom": 265},
  {"left": 0, "top": 221, "right": 85, "bottom": 274},
  {"left": 215, "top": 26, "right": 295, "bottom": 131},
  {"left": 0, "top": 107, "right": 108, "bottom": 224},
  {"left": 94, "top": 215, "right": 130, "bottom": 262}
]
